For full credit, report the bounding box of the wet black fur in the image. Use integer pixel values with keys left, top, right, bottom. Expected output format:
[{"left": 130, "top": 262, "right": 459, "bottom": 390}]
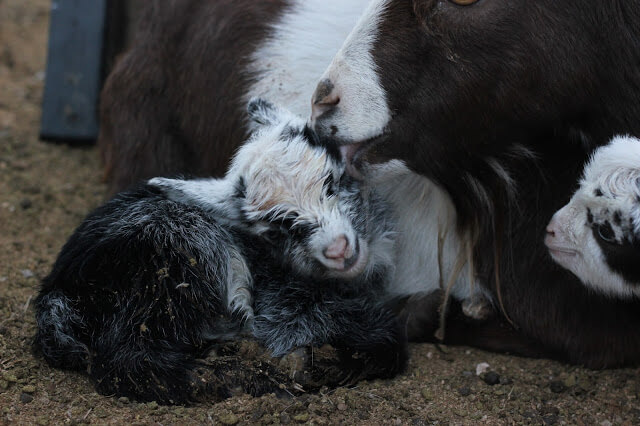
[{"left": 34, "top": 184, "right": 407, "bottom": 404}]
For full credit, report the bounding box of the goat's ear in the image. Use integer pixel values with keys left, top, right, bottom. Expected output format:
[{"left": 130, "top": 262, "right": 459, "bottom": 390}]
[{"left": 247, "top": 98, "right": 278, "bottom": 126}]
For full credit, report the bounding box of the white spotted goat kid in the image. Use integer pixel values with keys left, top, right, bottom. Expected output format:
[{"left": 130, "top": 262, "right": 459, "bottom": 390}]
[{"left": 545, "top": 135, "right": 640, "bottom": 297}]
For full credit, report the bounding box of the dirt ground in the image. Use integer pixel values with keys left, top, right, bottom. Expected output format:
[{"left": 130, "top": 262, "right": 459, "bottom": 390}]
[{"left": 1, "top": 1, "right": 640, "bottom": 424}]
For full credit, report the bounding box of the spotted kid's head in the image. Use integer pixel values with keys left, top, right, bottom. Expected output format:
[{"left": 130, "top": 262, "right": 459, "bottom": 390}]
[
  {"left": 545, "top": 136, "right": 640, "bottom": 297},
  {"left": 228, "top": 99, "right": 391, "bottom": 279}
]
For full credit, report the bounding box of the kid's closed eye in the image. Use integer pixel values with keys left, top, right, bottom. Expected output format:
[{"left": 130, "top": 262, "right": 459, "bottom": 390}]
[{"left": 263, "top": 226, "right": 286, "bottom": 242}]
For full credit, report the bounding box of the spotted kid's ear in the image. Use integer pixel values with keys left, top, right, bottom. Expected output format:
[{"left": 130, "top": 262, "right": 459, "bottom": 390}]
[{"left": 247, "top": 98, "right": 279, "bottom": 126}]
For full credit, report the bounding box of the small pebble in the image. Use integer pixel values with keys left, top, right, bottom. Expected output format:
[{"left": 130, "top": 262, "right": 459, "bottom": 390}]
[
  {"left": 280, "top": 413, "right": 291, "bottom": 424},
  {"left": 421, "top": 388, "right": 433, "bottom": 401},
  {"left": 482, "top": 372, "right": 501, "bottom": 386},
  {"left": 458, "top": 387, "right": 472, "bottom": 397},
  {"left": 3, "top": 374, "right": 17, "bottom": 383},
  {"left": 453, "top": 409, "right": 466, "bottom": 418},
  {"left": 20, "top": 393, "right": 33, "bottom": 403},
  {"left": 293, "top": 413, "right": 309, "bottom": 423},
  {"left": 476, "top": 362, "right": 490, "bottom": 376},
  {"left": 94, "top": 408, "right": 109, "bottom": 418},
  {"left": 118, "top": 396, "right": 130, "bottom": 404},
  {"left": 20, "top": 269, "right": 34, "bottom": 278},
  {"left": 358, "top": 410, "right": 370, "bottom": 420},
  {"left": 36, "top": 417, "right": 49, "bottom": 426},
  {"left": 577, "top": 378, "right": 592, "bottom": 391},
  {"left": 21, "top": 385, "right": 35, "bottom": 394},
  {"left": 499, "top": 376, "right": 513, "bottom": 385},
  {"left": 218, "top": 413, "right": 239, "bottom": 425},
  {"left": 549, "top": 381, "right": 567, "bottom": 393},
  {"left": 563, "top": 375, "right": 577, "bottom": 388},
  {"left": 251, "top": 409, "right": 264, "bottom": 421},
  {"left": 337, "top": 403, "right": 347, "bottom": 411}
]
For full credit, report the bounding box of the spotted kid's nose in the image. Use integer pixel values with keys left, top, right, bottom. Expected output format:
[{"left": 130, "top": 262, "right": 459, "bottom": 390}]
[
  {"left": 323, "top": 235, "right": 352, "bottom": 260},
  {"left": 546, "top": 217, "right": 559, "bottom": 238},
  {"left": 311, "top": 78, "right": 340, "bottom": 122}
]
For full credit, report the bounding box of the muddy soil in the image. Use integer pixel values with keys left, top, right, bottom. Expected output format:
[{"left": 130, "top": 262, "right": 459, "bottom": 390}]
[{"left": 1, "top": 1, "right": 640, "bottom": 424}]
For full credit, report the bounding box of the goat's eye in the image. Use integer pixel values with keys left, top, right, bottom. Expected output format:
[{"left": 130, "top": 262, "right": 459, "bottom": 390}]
[
  {"left": 595, "top": 223, "right": 616, "bottom": 244},
  {"left": 449, "top": 0, "right": 478, "bottom": 4}
]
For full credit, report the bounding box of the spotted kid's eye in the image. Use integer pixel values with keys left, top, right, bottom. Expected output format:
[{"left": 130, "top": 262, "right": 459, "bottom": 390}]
[
  {"left": 595, "top": 223, "right": 616, "bottom": 244},
  {"left": 449, "top": 0, "right": 479, "bottom": 4}
]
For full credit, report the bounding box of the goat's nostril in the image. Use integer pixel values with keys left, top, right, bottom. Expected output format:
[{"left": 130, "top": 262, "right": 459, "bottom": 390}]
[
  {"left": 313, "top": 79, "right": 336, "bottom": 104},
  {"left": 311, "top": 79, "right": 340, "bottom": 122},
  {"left": 323, "top": 235, "right": 348, "bottom": 260}
]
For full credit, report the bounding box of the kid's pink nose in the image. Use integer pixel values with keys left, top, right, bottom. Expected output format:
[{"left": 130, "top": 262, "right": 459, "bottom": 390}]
[
  {"left": 546, "top": 217, "right": 559, "bottom": 238},
  {"left": 323, "top": 235, "right": 349, "bottom": 260}
]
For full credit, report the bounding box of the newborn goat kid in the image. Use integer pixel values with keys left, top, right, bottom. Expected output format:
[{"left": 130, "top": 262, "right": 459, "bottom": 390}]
[
  {"left": 34, "top": 100, "right": 406, "bottom": 404},
  {"left": 545, "top": 135, "right": 640, "bottom": 297}
]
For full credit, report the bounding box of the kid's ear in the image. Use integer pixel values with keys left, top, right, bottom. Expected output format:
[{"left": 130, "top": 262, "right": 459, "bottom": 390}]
[{"left": 247, "top": 98, "right": 278, "bottom": 126}]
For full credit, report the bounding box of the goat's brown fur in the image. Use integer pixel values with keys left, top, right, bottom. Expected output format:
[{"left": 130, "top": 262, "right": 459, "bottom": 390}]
[{"left": 98, "top": 0, "right": 286, "bottom": 194}]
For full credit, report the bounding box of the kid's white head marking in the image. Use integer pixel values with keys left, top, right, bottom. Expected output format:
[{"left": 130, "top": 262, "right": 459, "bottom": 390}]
[
  {"left": 235, "top": 99, "right": 377, "bottom": 278},
  {"left": 234, "top": 100, "right": 343, "bottom": 225}
]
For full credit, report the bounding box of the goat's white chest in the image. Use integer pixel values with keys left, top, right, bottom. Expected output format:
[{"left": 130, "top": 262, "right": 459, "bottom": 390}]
[{"left": 370, "top": 164, "right": 473, "bottom": 300}]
